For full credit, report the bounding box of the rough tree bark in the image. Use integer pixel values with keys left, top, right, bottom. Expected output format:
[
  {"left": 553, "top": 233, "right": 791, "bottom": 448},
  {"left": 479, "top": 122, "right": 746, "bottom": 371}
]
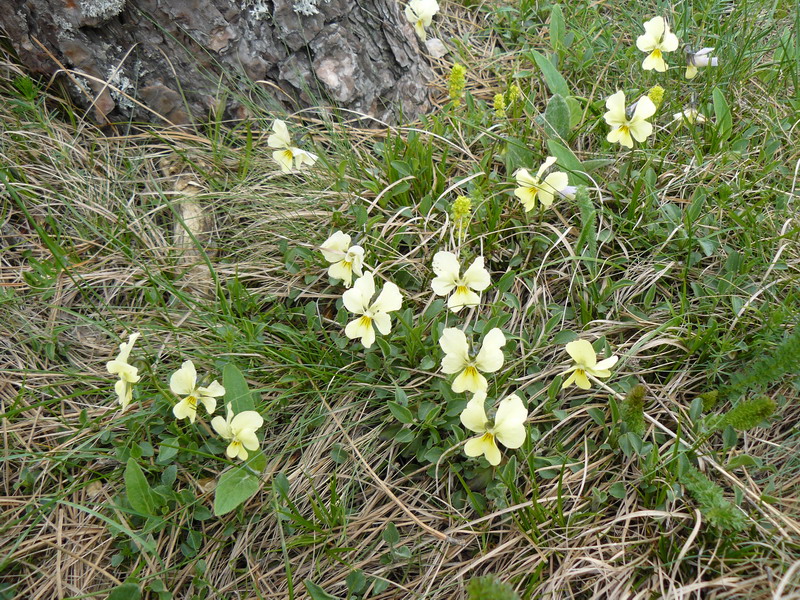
[{"left": 0, "top": 0, "right": 434, "bottom": 124}]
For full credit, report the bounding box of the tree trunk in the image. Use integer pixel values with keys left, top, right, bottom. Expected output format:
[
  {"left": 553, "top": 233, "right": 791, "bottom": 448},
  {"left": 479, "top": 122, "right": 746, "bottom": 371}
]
[{"left": 1, "top": 0, "right": 434, "bottom": 124}]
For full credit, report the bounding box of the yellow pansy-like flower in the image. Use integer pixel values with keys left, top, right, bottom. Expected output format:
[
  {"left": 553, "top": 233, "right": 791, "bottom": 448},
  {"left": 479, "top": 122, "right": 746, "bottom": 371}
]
[
  {"left": 604, "top": 91, "right": 656, "bottom": 149},
  {"left": 343, "top": 272, "right": 403, "bottom": 349},
  {"left": 106, "top": 332, "right": 141, "bottom": 412},
  {"left": 268, "top": 119, "right": 318, "bottom": 173},
  {"left": 673, "top": 108, "right": 707, "bottom": 126},
  {"left": 685, "top": 48, "right": 718, "bottom": 79},
  {"left": 440, "top": 327, "right": 506, "bottom": 393},
  {"left": 404, "top": 0, "right": 439, "bottom": 41},
  {"left": 320, "top": 231, "right": 365, "bottom": 288},
  {"left": 513, "top": 156, "right": 569, "bottom": 212},
  {"left": 560, "top": 339, "right": 619, "bottom": 390},
  {"left": 636, "top": 16, "right": 680, "bottom": 72},
  {"left": 170, "top": 360, "right": 224, "bottom": 424},
  {"left": 461, "top": 391, "right": 528, "bottom": 466},
  {"left": 431, "top": 251, "right": 491, "bottom": 313},
  {"left": 211, "top": 403, "right": 264, "bottom": 461}
]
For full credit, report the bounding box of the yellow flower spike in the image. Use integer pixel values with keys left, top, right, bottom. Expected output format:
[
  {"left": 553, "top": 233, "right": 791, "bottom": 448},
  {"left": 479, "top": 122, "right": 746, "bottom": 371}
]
[
  {"left": 170, "top": 360, "right": 225, "bottom": 424},
  {"left": 560, "top": 339, "right": 619, "bottom": 391},
  {"left": 342, "top": 272, "right": 403, "bottom": 349},
  {"left": 636, "top": 16, "right": 680, "bottom": 72},
  {"left": 107, "top": 332, "right": 141, "bottom": 412},
  {"left": 647, "top": 85, "right": 665, "bottom": 110},
  {"left": 211, "top": 404, "right": 264, "bottom": 461},
  {"left": 267, "top": 119, "right": 318, "bottom": 173},
  {"left": 320, "top": 231, "right": 365, "bottom": 288},
  {"left": 461, "top": 392, "right": 528, "bottom": 466},
  {"left": 513, "top": 156, "right": 570, "bottom": 212},
  {"left": 431, "top": 251, "right": 491, "bottom": 313},
  {"left": 604, "top": 91, "right": 656, "bottom": 149},
  {"left": 404, "top": 0, "right": 439, "bottom": 41},
  {"left": 440, "top": 327, "right": 506, "bottom": 394}
]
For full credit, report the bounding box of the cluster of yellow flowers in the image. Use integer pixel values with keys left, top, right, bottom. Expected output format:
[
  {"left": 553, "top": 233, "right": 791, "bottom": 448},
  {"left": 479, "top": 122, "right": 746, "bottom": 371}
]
[
  {"left": 106, "top": 340, "right": 263, "bottom": 462},
  {"left": 605, "top": 16, "right": 718, "bottom": 148}
]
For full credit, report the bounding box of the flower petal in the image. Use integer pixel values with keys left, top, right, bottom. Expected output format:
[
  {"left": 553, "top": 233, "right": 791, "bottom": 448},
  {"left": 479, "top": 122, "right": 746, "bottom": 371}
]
[
  {"left": 212, "top": 415, "right": 232, "bottom": 439},
  {"left": 272, "top": 149, "right": 294, "bottom": 173},
  {"left": 173, "top": 398, "right": 197, "bottom": 423},
  {"left": 462, "top": 257, "right": 490, "bottom": 291},
  {"left": 474, "top": 328, "right": 506, "bottom": 372},
  {"left": 629, "top": 119, "right": 654, "bottom": 143},
  {"left": 371, "top": 281, "right": 402, "bottom": 313},
  {"left": 320, "top": 231, "right": 351, "bottom": 262},
  {"left": 536, "top": 156, "right": 558, "bottom": 179},
  {"left": 460, "top": 392, "right": 488, "bottom": 433},
  {"left": 198, "top": 380, "right": 225, "bottom": 398},
  {"left": 237, "top": 430, "right": 261, "bottom": 451},
  {"left": 540, "top": 172, "right": 569, "bottom": 207},
  {"left": 232, "top": 411, "right": 264, "bottom": 433},
  {"left": 170, "top": 361, "right": 197, "bottom": 396},
  {"left": 199, "top": 396, "right": 217, "bottom": 415},
  {"left": 328, "top": 260, "right": 353, "bottom": 286},
  {"left": 574, "top": 370, "right": 592, "bottom": 390},
  {"left": 345, "top": 316, "right": 372, "bottom": 341},
  {"left": 439, "top": 328, "right": 470, "bottom": 373},
  {"left": 372, "top": 311, "right": 392, "bottom": 335},
  {"left": 343, "top": 272, "right": 374, "bottom": 314},
  {"left": 432, "top": 251, "right": 461, "bottom": 279},
  {"left": 268, "top": 119, "right": 291, "bottom": 149},
  {"left": 604, "top": 91, "right": 627, "bottom": 126},
  {"left": 447, "top": 287, "right": 481, "bottom": 312},
  {"left": 633, "top": 96, "right": 657, "bottom": 121},
  {"left": 566, "top": 339, "right": 597, "bottom": 368},
  {"left": 493, "top": 394, "right": 528, "bottom": 438},
  {"left": 452, "top": 367, "right": 487, "bottom": 394},
  {"left": 464, "top": 434, "right": 502, "bottom": 465},
  {"left": 594, "top": 355, "right": 619, "bottom": 371}
]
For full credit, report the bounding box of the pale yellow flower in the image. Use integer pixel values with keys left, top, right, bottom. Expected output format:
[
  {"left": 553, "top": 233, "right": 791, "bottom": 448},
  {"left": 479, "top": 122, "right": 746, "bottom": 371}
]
[
  {"left": 604, "top": 91, "right": 656, "bottom": 149},
  {"left": 431, "top": 251, "right": 491, "bottom": 313},
  {"left": 170, "top": 360, "right": 224, "bottom": 424},
  {"left": 320, "top": 231, "right": 364, "bottom": 288},
  {"left": 673, "top": 108, "right": 707, "bottom": 126},
  {"left": 561, "top": 339, "right": 619, "bottom": 390},
  {"left": 106, "top": 332, "right": 141, "bottom": 411},
  {"left": 342, "top": 272, "right": 403, "bottom": 349},
  {"left": 404, "top": 0, "right": 439, "bottom": 41},
  {"left": 636, "top": 16, "right": 680, "bottom": 72},
  {"left": 440, "top": 327, "right": 505, "bottom": 393},
  {"left": 211, "top": 403, "right": 264, "bottom": 461},
  {"left": 513, "top": 156, "right": 569, "bottom": 212},
  {"left": 461, "top": 391, "right": 528, "bottom": 466},
  {"left": 268, "top": 119, "right": 317, "bottom": 173},
  {"left": 685, "top": 47, "right": 718, "bottom": 79}
]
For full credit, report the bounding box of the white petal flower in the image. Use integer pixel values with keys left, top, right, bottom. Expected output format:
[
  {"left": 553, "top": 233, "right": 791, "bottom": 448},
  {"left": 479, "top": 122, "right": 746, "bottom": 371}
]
[
  {"left": 211, "top": 404, "right": 264, "bottom": 461},
  {"left": 673, "top": 108, "right": 707, "bottom": 126},
  {"left": 107, "top": 332, "right": 141, "bottom": 411},
  {"left": 440, "top": 327, "right": 506, "bottom": 393},
  {"left": 431, "top": 251, "right": 491, "bottom": 313},
  {"left": 636, "top": 16, "right": 680, "bottom": 72},
  {"left": 604, "top": 91, "right": 656, "bottom": 149},
  {"left": 461, "top": 392, "right": 527, "bottom": 465},
  {"left": 685, "top": 47, "right": 718, "bottom": 79},
  {"left": 170, "top": 360, "right": 224, "bottom": 424},
  {"left": 342, "top": 272, "right": 402, "bottom": 349},
  {"left": 405, "top": 0, "right": 439, "bottom": 41},
  {"left": 321, "top": 231, "right": 364, "bottom": 287},
  {"left": 268, "top": 119, "right": 317, "bottom": 173},
  {"left": 560, "top": 339, "right": 619, "bottom": 390},
  {"left": 513, "top": 157, "right": 569, "bottom": 211}
]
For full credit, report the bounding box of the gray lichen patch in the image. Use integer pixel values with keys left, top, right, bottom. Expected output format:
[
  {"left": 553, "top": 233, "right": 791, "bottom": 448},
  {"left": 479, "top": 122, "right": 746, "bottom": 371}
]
[
  {"left": 80, "top": 0, "right": 126, "bottom": 23},
  {"left": 292, "top": 0, "right": 331, "bottom": 17}
]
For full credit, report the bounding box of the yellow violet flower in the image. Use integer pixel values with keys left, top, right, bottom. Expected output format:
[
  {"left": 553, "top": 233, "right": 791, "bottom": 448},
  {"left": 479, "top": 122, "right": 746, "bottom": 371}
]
[
  {"left": 211, "top": 403, "right": 264, "bottom": 461},
  {"left": 106, "top": 332, "right": 141, "bottom": 412},
  {"left": 440, "top": 327, "right": 506, "bottom": 393},
  {"left": 513, "top": 156, "right": 569, "bottom": 212},
  {"left": 320, "top": 231, "right": 364, "bottom": 288},
  {"left": 170, "top": 360, "right": 224, "bottom": 424},
  {"left": 268, "top": 119, "right": 317, "bottom": 173},
  {"left": 431, "top": 251, "right": 491, "bottom": 313},
  {"left": 604, "top": 91, "right": 656, "bottom": 149},
  {"left": 405, "top": 0, "right": 439, "bottom": 41},
  {"left": 560, "top": 339, "right": 619, "bottom": 390},
  {"left": 342, "top": 272, "right": 403, "bottom": 349},
  {"left": 636, "top": 16, "right": 680, "bottom": 72},
  {"left": 461, "top": 391, "right": 527, "bottom": 466},
  {"left": 673, "top": 108, "right": 707, "bottom": 126},
  {"left": 685, "top": 47, "right": 718, "bottom": 79}
]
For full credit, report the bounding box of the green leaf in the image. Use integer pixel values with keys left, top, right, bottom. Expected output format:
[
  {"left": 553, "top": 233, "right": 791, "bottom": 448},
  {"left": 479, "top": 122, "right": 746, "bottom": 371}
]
[
  {"left": 303, "top": 580, "right": 340, "bottom": 600},
  {"left": 125, "top": 458, "right": 155, "bottom": 516},
  {"left": 549, "top": 4, "right": 564, "bottom": 52},
  {"left": 544, "top": 94, "right": 571, "bottom": 140},
  {"left": 108, "top": 583, "right": 141, "bottom": 600},
  {"left": 566, "top": 96, "right": 582, "bottom": 128},
  {"left": 383, "top": 521, "right": 400, "bottom": 545},
  {"left": 156, "top": 437, "right": 179, "bottom": 465},
  {"left": 223, "top": 363, "right": 255, "bottom": 413},
  {"left": 608, "top": 482, "right": 626, "bottom": 499},
  {"left": 712, "top": 87, "right": 733, "bottom": 144},
  {"left": 388, "top": 401, "right": 414, "bottom": 424},
  {"left": 546, "top": 140, "right": 589, "bottom": 185},
  {"left": 244, "top": 449, "right": 267, "bottom": 473},
  {"left": 726, "top": 454, "right": 760, "bottom": 469},
  {"left": 213, "top": 466, "right": 261, "bottom": 516},
  {"left": 528, "top": 50, "right": 570, "bottom": 97},
  {"left": 551, "top": 329, "right": 578, "bottom": 345}
]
